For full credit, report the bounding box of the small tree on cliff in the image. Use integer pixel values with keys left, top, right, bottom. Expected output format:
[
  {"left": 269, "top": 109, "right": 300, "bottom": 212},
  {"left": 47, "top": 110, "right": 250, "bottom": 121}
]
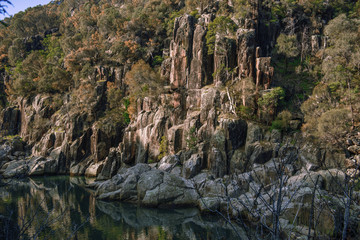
[
  {"left": 124, "top": 59, "right": 165, "bottom": 117},
  {"left": 275, "top": 33, "right": 299, "bottom": 73}
]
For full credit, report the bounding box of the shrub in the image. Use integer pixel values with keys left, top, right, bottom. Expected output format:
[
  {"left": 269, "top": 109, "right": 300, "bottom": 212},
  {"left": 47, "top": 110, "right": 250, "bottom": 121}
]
[
  {"left": 270, "top": 110, "right": 292, "bottom": 132},
  {"left": 158, "top": 136, "right": 168, "bottom": 160},
  {"left": 186, "top": 126, "right": 197, "bottom": 150}
]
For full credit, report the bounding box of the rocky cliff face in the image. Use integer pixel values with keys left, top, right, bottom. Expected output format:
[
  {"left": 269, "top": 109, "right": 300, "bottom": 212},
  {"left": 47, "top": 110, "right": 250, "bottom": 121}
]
[{"left": 0, "top": 4, "right": 333, "bottom": 179}]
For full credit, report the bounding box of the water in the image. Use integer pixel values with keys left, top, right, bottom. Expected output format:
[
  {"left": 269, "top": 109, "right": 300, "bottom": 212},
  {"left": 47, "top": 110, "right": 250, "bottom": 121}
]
[{"left": 0, "top": 176, "right": 241, "bottom": 240}]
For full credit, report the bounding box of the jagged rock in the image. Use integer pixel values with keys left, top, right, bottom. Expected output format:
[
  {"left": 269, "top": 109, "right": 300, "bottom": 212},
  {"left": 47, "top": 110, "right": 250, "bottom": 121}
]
[
  {"left": 200, "top": 178, "right": 226, "bottom": 198},
  {"left": 1, "top": 160, "right": 29, "bottom": 178},
  {"left": 97, "top": 148, "right": 121, "bottom": 180},
  {"left": 85, "top": 161, "right": 104, "bottom": 177},
  {"left": 247, "top": 142, "right": 273, "bottom": 164},
  {"left": 121, "top": 128, "right": 136, "bottom": 164},
  {"left": 255, "top": 57, "right": 274, "bottom": 91},
  {"left": 9, "top": 137, "right": 25, "bottom": 154},
  {"left": 168, "top": 125, "right": 184, "bottom": 154},
  {"left": 158, "top": 155, "right": 180, "bottom": 172},
  {"left": 208, "top": 130, "right": 227, "bottom": 178},
  {"left": 95, "top": 163, "right": 198, "bottom": 207},
  {"left": 287, "top": 171, "right": 324, "bottom": 191},
  {"left": 170, "top": 14, "right": 195, "bottom": 90},
  {"left": 29, "top": 157, "right": 58, "bottom": 176},
  {"left": 245, "top": 123, "right": 263, "bottom": 145},
  {"left": 237, "top": 28, "right": 255, "bottom": 79},
  {"left": 200, "top": 88, "right": 219, "bottom": 124},
  {"left": 49, "top": 147, "right": 68, "bottom": 174},
  {"left": 182, "top": 153, "right": 202, "bottom": 179},
  {"left": 318, "top": 169, "right": 345, "bottom": 194},
  {"left": 227, "top": 181, "right": 242, "bottom": 198},
  {"left": 70, "top": 157, "right": 93, "bottom": 176},
  {"left": 1, "top": 107, "right": 21, "bottom": 136},
  {"left": 189, "top": 24, "right": 209, "bottom": 89},
  {"left": 230, "top": 149, "right": 250, "bottom": 173},
  {"left": 224, "top": 119, "right": 247, "bottom": 150}
]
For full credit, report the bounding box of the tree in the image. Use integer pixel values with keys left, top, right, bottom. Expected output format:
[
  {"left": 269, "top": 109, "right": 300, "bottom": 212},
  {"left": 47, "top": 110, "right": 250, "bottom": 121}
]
[
  {"left": 275, "top": 33, "right": 299, "bottom": 73},
  {"left": 0, "top": 0, "right": 12, "bottom": 25},
  {"left": 206, "top": 16, "right": 237, "bottom": 56},
  {"left": 124, "top": 59, "right": 165, "bottom": 116},
  {"left": 322, "top": 14, "right": 360, "bottom": 128}
]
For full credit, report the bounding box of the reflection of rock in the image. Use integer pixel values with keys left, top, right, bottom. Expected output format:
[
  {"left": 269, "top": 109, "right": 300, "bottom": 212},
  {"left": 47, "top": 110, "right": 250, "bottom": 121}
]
[
  {"left": 96, "top": 201, "right": 198, "bottom": 227},
  {"left": 0, "top": 215, "right": 20, "bottom": 240},
  {"left": 95, "top": 200, "right": 243, "bottom": 239}
]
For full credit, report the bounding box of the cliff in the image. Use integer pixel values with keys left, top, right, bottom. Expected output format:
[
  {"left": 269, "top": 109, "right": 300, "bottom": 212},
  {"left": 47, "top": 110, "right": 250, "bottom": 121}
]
[{"left": 0, "top": 0, "right": 360, "bottom": 238}]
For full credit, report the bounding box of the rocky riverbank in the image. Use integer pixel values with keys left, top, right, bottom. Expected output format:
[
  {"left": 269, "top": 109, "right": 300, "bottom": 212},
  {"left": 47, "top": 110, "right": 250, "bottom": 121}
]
[{"left": 2, "top": 127, "right": 360, "bottom": 238}]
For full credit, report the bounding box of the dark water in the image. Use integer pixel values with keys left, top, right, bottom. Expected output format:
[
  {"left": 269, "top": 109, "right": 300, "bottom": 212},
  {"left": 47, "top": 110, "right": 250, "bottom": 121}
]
[{"left": 0, "top": 176, "right": 241, "bottom": 240}]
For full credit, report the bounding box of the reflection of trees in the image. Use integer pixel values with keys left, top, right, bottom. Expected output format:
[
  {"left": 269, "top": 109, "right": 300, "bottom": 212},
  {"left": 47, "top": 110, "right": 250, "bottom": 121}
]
[{"left": 1, "top": 176, "right": 243, "bottom": 239}]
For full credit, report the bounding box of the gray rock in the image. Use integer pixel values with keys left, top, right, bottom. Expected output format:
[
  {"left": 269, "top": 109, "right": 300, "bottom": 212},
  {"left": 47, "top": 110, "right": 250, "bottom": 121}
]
[
  {"left": 247, "top": 142, "right": 273, "bottom": 164},
  {"left": 158, "top": 155, "right": 180, "bottom": 172},
  {"left": 142, "top": 173, "right": 198, "bottom": 207},
  {"left": 182, "top": 154, "right": 202, "bottom": 179},
  {"left": 198, "top": 197, "right": 220, "bottom": 212},
  {"left": 137, "top": 169, "right": 164, "bottom": 200},
  {"left": 2, "top": 160, "right": 29, "bottom": 178}
]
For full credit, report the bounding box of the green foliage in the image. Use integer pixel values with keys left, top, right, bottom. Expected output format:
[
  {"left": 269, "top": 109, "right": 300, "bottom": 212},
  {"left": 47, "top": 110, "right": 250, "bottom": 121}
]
[
  {"left": 152, "top": 55, "right": 164, "bottom": 67},
  {"left": 270, "top": 110, "right": 292, "bottom": 132},
  {"left": 125, "top": 59, "right": 165, "bottom": 104},
  {"left": 186, "top": 126, "right": 197, "bottom": 150},
  {"left": 258, "top": 87, "right": 285, "bottom": 109},
  {"left": 158, "top": 136, "right": 168, "bottom": 160},
  {"left": 9, "top": 35, "right": 71, "bottom": 96},
  {"left": 276, "top": 34, "right": 299, "bottom": 59},
  {"left": 317, "top": 108, "right": 352, "bottom": 146},
  {"left": 301, "top": 14, "right": 360, "bottom": 138},
  {"left": 205, "top": 16, "right": 237, "bottom": 55},
  {"left": 237, "top": 105, "right": 255, "bottom": 120},
  {"left": 234, "top": 0, "right": 252, "bottom": 19}
]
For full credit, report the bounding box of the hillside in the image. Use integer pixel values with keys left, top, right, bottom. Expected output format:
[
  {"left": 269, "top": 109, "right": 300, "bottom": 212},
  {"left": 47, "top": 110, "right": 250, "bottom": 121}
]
[{"left": 0, "top": 0, "right": 360, "bottom": 239}]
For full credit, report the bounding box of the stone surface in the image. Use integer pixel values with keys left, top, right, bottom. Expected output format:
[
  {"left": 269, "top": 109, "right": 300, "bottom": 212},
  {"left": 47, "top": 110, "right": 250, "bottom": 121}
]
[{"left": 182, "top": 154, "right": 202, "bottom": 179}]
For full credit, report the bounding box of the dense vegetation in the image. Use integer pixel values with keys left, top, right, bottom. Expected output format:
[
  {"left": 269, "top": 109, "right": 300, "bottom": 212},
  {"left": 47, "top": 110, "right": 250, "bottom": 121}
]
[{"left": 0, "top": 0, "right": 359, "bottom": 145}]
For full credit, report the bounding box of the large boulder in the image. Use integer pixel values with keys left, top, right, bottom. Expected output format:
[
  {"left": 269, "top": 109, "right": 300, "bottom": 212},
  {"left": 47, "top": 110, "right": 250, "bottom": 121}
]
[
  {"left": 29, "top": 157, "right": 58, "bottom": 176},
  {"left": 142, "top": 173, "right": 198, "bottom": 207},
  {"left": 1, "top": 160, "right": 29, "bottom": 178},
  {"left": 158, "top": 155, "right": 180, "bottom": 172}
]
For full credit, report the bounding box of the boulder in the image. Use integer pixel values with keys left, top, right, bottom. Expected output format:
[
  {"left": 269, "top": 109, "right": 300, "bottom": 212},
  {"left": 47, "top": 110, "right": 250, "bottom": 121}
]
[
  {"left": 29, "top": 157, "right": 58, "bottom": 176},
  {"left": 142, "top": 173, "right": 198, "bottom": 207},
  {"left": 198, "top": 197, "right": 220, "bottom": 212},
  {"left": 158, "top": 155, "right": 180, "bottom": 172},
  {"left": 1, "top": 160, "right": 29, "bottom": 178},
  {"left": 137, "top": 169, "right": 164, "bottom": 200}
]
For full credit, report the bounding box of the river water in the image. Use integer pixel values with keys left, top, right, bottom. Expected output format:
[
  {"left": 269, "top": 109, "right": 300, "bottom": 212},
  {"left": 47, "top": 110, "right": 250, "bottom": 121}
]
[{"left": 0, "top": 176, "right": 241, "bottom": 240}]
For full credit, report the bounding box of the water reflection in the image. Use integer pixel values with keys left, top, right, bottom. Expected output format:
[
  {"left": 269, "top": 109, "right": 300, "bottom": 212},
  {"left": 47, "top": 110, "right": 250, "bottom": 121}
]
[{"left": 0, "top": 176, "right": 241, "bottom": 240}]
